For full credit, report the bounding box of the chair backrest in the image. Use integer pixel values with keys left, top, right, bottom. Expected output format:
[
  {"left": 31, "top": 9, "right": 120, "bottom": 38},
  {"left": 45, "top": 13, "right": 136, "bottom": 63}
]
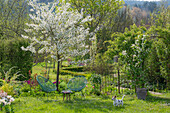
[
  {"left": 36, "top": 75, "right": 57, "bottom": 92},
  {"left": 67, "top": 76, "right": 87, "bottom": 92}
]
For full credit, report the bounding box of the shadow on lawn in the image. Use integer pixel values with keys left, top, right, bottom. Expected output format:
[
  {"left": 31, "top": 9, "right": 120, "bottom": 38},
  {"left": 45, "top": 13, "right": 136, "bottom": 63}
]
[
  {"left": 145, "top": 94, "right": 170, "bottom": 104},
  {"left": 60, "top": 97, "right": 128, "bottom": 113}
]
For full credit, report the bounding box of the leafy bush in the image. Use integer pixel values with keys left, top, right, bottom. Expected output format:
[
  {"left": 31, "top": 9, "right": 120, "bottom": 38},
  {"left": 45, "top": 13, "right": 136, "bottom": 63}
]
[
  {"left": 20, "top": 83, "right": 31, "bottom": 93},
  {"left": 123, "top": 88, "right": 134, "bottom": 95},
  {"left": 88, "top": 74, "right": 101, "bottom": 96},
  {"left": 0, "top": 81, "right": 14, "bottom": 96},
  {"left": 85, "top": 54, "right": 111, "bottom": 75},
  {"left": 89, "top": 74, "right": 101, "bottom": 85},
  {"left": 59, "top": 81, "right": 67, "bottom": 91},
  {"left": 0, "top": 38, "right": 33, "bottom": 81},
  {"left": 0, "top": 79, "right": 3, "bottom": 87},
  {"left": 82, "top": 83, "right": 92, "bottom": 96}
]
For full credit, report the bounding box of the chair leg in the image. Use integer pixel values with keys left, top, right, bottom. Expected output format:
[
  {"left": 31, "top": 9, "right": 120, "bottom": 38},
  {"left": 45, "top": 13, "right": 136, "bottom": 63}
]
[
  {"left": 63, "top": 94, "right": 65, "bottom": 101},
  {"left": 81, "top": 90, "right": 84, "bottom": 97},
  {"left": 81, "top": 90, "right": 85, "bottom": 99}
]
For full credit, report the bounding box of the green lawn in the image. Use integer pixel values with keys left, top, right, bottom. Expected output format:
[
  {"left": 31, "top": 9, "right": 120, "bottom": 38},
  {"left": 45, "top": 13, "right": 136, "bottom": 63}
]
[
  {"left": 8, "top": 64, "right": 169, "bottom": 113},
  {"left": 11, "top": 92, "right": 170, "bottom": 113}
]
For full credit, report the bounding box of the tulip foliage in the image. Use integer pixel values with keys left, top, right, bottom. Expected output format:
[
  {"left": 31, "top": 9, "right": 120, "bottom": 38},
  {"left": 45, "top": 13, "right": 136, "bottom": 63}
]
[{"left": 21, "top": 0, "right": 95, "bottom": 90}]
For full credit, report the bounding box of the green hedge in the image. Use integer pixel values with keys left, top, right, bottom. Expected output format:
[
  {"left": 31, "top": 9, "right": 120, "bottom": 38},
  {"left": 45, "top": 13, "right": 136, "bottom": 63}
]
[
  {"left": 62, "top": 66, "right": 84, "bottom": 72},
  {"left": 0, "top": 38, "right": 33, "bottom": 80},
  {"left": 53, "top": 69, "right": 91, "bottom": 77}
]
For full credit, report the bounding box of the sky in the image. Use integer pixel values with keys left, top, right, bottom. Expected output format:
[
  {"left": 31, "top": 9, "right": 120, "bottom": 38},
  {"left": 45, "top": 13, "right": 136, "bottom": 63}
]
[
  {"left": 139, "top": 0, "right": 161, "bottom": 1},
  {"left": 125, "top": 0, "right": 161, "bottom": 1}
]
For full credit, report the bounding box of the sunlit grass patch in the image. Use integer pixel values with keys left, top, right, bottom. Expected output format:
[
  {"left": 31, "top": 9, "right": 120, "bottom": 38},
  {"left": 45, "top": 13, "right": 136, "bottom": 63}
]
[{"left": 11, "top": 93, "right": 170, "bottom": 113}]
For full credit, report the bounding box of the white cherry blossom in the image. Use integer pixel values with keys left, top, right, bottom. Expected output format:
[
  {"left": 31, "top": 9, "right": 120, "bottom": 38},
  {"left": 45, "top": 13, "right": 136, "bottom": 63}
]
[{"left": 21, "top": 0, "right": 95, "bottom": 61}]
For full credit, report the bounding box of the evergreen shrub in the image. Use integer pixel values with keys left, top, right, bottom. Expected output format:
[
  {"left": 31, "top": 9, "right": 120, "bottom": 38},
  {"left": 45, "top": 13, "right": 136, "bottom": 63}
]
[{"left": 0, "top": 38, "right": 33, "bottom": 80}]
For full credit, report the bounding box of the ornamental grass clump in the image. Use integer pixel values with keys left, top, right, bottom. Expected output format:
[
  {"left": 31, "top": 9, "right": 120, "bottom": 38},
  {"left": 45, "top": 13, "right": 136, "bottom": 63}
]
[{"left": 0, "top": 66, "right": 25, "bottom": 96}]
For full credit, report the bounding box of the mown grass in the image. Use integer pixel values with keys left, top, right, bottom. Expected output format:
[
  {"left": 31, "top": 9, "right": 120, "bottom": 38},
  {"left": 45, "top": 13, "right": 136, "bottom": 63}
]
[
  {"left": 14, "top": 63, "right": 169, "bottom": 113},
  {"left": 10, "top": 92, "right": 170, "bottom": 113}
]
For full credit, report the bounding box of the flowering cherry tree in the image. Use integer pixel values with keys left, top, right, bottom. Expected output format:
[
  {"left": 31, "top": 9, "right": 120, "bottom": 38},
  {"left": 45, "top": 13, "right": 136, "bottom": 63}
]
[{"left": 21, "top": 0, "right": 94, "bottom": 90}]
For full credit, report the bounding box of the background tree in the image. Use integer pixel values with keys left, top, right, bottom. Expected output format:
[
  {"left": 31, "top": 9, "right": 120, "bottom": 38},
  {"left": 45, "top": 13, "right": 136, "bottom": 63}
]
[
  {"left": 0, "top": 0, "right": 29, "bottom": 39},
  {"left": 0, "top": 0, "right": 33, "bottom": 80},
  {"left": 68, "top": 0, "right": 123, "bottom": 56},
  {"left": 130, "top": 7, "right": 147, "bottom": 26},
  {"left": 148, "top": 5, "right": 170, "bottom": 90}
]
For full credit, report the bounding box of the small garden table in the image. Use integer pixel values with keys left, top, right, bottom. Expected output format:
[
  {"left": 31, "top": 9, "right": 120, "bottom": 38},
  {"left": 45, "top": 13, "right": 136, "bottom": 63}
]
[{"left": 61, "top": 90, "right": 72, "bottom": 101}]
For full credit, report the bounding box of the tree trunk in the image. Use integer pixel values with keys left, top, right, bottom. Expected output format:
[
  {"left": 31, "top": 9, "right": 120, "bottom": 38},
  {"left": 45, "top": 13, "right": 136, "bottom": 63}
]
[
  {"left": 118, "top": 68, "right": 120, "bottom": 94},
  {"left": 167, "top": 78, "right": 170, "bottom": 90},
  {"left": 135, "top": 83, "right": 137, "bottom": 93},
  {"left": 105, "top": 75, "right": 106, "bottom": 93},
  {"left": 56, "top": 59, "right": 60, "bottom": 91}
]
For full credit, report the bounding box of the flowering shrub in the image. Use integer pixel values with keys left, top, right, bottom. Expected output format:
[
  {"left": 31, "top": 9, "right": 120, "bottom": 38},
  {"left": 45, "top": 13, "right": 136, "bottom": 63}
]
[
  {"left": 82, "top": 83, "right": 93, "bottom": 96},
  {"left": 0, "top": 90, "right": 15, "bottom": 105},
  {"left": 82, "top": 82, "right": 101, "bottom": 96},
  {"left": 0, "top": 90, "right": 15, "bottom": 112},
  {"left": 0, "top": 80, "right": 14, "bottom": 96},
  {"left": 21, "top": 72, "right": 39, "bottom": 95},
  {"left": 120, "top": 28, "right": 151, "bottom": 88}
]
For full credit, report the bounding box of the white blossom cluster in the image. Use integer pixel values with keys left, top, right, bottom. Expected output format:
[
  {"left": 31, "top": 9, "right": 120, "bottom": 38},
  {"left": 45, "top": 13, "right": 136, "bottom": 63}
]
[
  {"left": 131, "top": 35, "right": 149, "bottom": 66},
  {"left": 0, "top": 90, "right": 15, "bottom": 105},
  {"left": 21, "top": 0, "right": 94, "bottom": 61},
  {"left": 122, "top": 35, "right": 150, "bottom": 67}
]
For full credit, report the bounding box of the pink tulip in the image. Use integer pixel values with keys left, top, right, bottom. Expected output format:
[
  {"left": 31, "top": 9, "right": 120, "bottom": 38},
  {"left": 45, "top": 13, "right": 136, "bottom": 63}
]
[
  {"left": 27, "top": 80, "right": 30, "bottom": 84},
  {"left": 92, "top": 86, "right": 94, "bottom": 88},
  {"left": 86, "top": 85, "right": 88, "bottom": 87},
  {"left": 53, "top": 81, "right": 56, "bottom": 84},
  {"left": 53, "top": 81, "right": 60, "bottom": 84}
]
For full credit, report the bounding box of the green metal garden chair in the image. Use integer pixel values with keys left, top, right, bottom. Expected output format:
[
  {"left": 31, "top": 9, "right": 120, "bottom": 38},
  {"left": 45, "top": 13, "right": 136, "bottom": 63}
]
[
  {"left": 67, "top": 76, "right": 87, "bottom": 97},
  {"left": 36, "top": 75, "right": 57, "bottom": 100}
]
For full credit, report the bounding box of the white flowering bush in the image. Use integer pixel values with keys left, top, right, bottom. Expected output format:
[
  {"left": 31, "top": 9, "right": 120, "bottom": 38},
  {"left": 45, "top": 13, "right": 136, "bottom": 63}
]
[
  {"left": 0, "top": 90, "right": 15, "bottom": 105},
  {"left": 121, "top": 34, "right": 151, "bottom": 87},
  {"left": 0, "top": 90, "right": 15, "bottom": 112}
]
